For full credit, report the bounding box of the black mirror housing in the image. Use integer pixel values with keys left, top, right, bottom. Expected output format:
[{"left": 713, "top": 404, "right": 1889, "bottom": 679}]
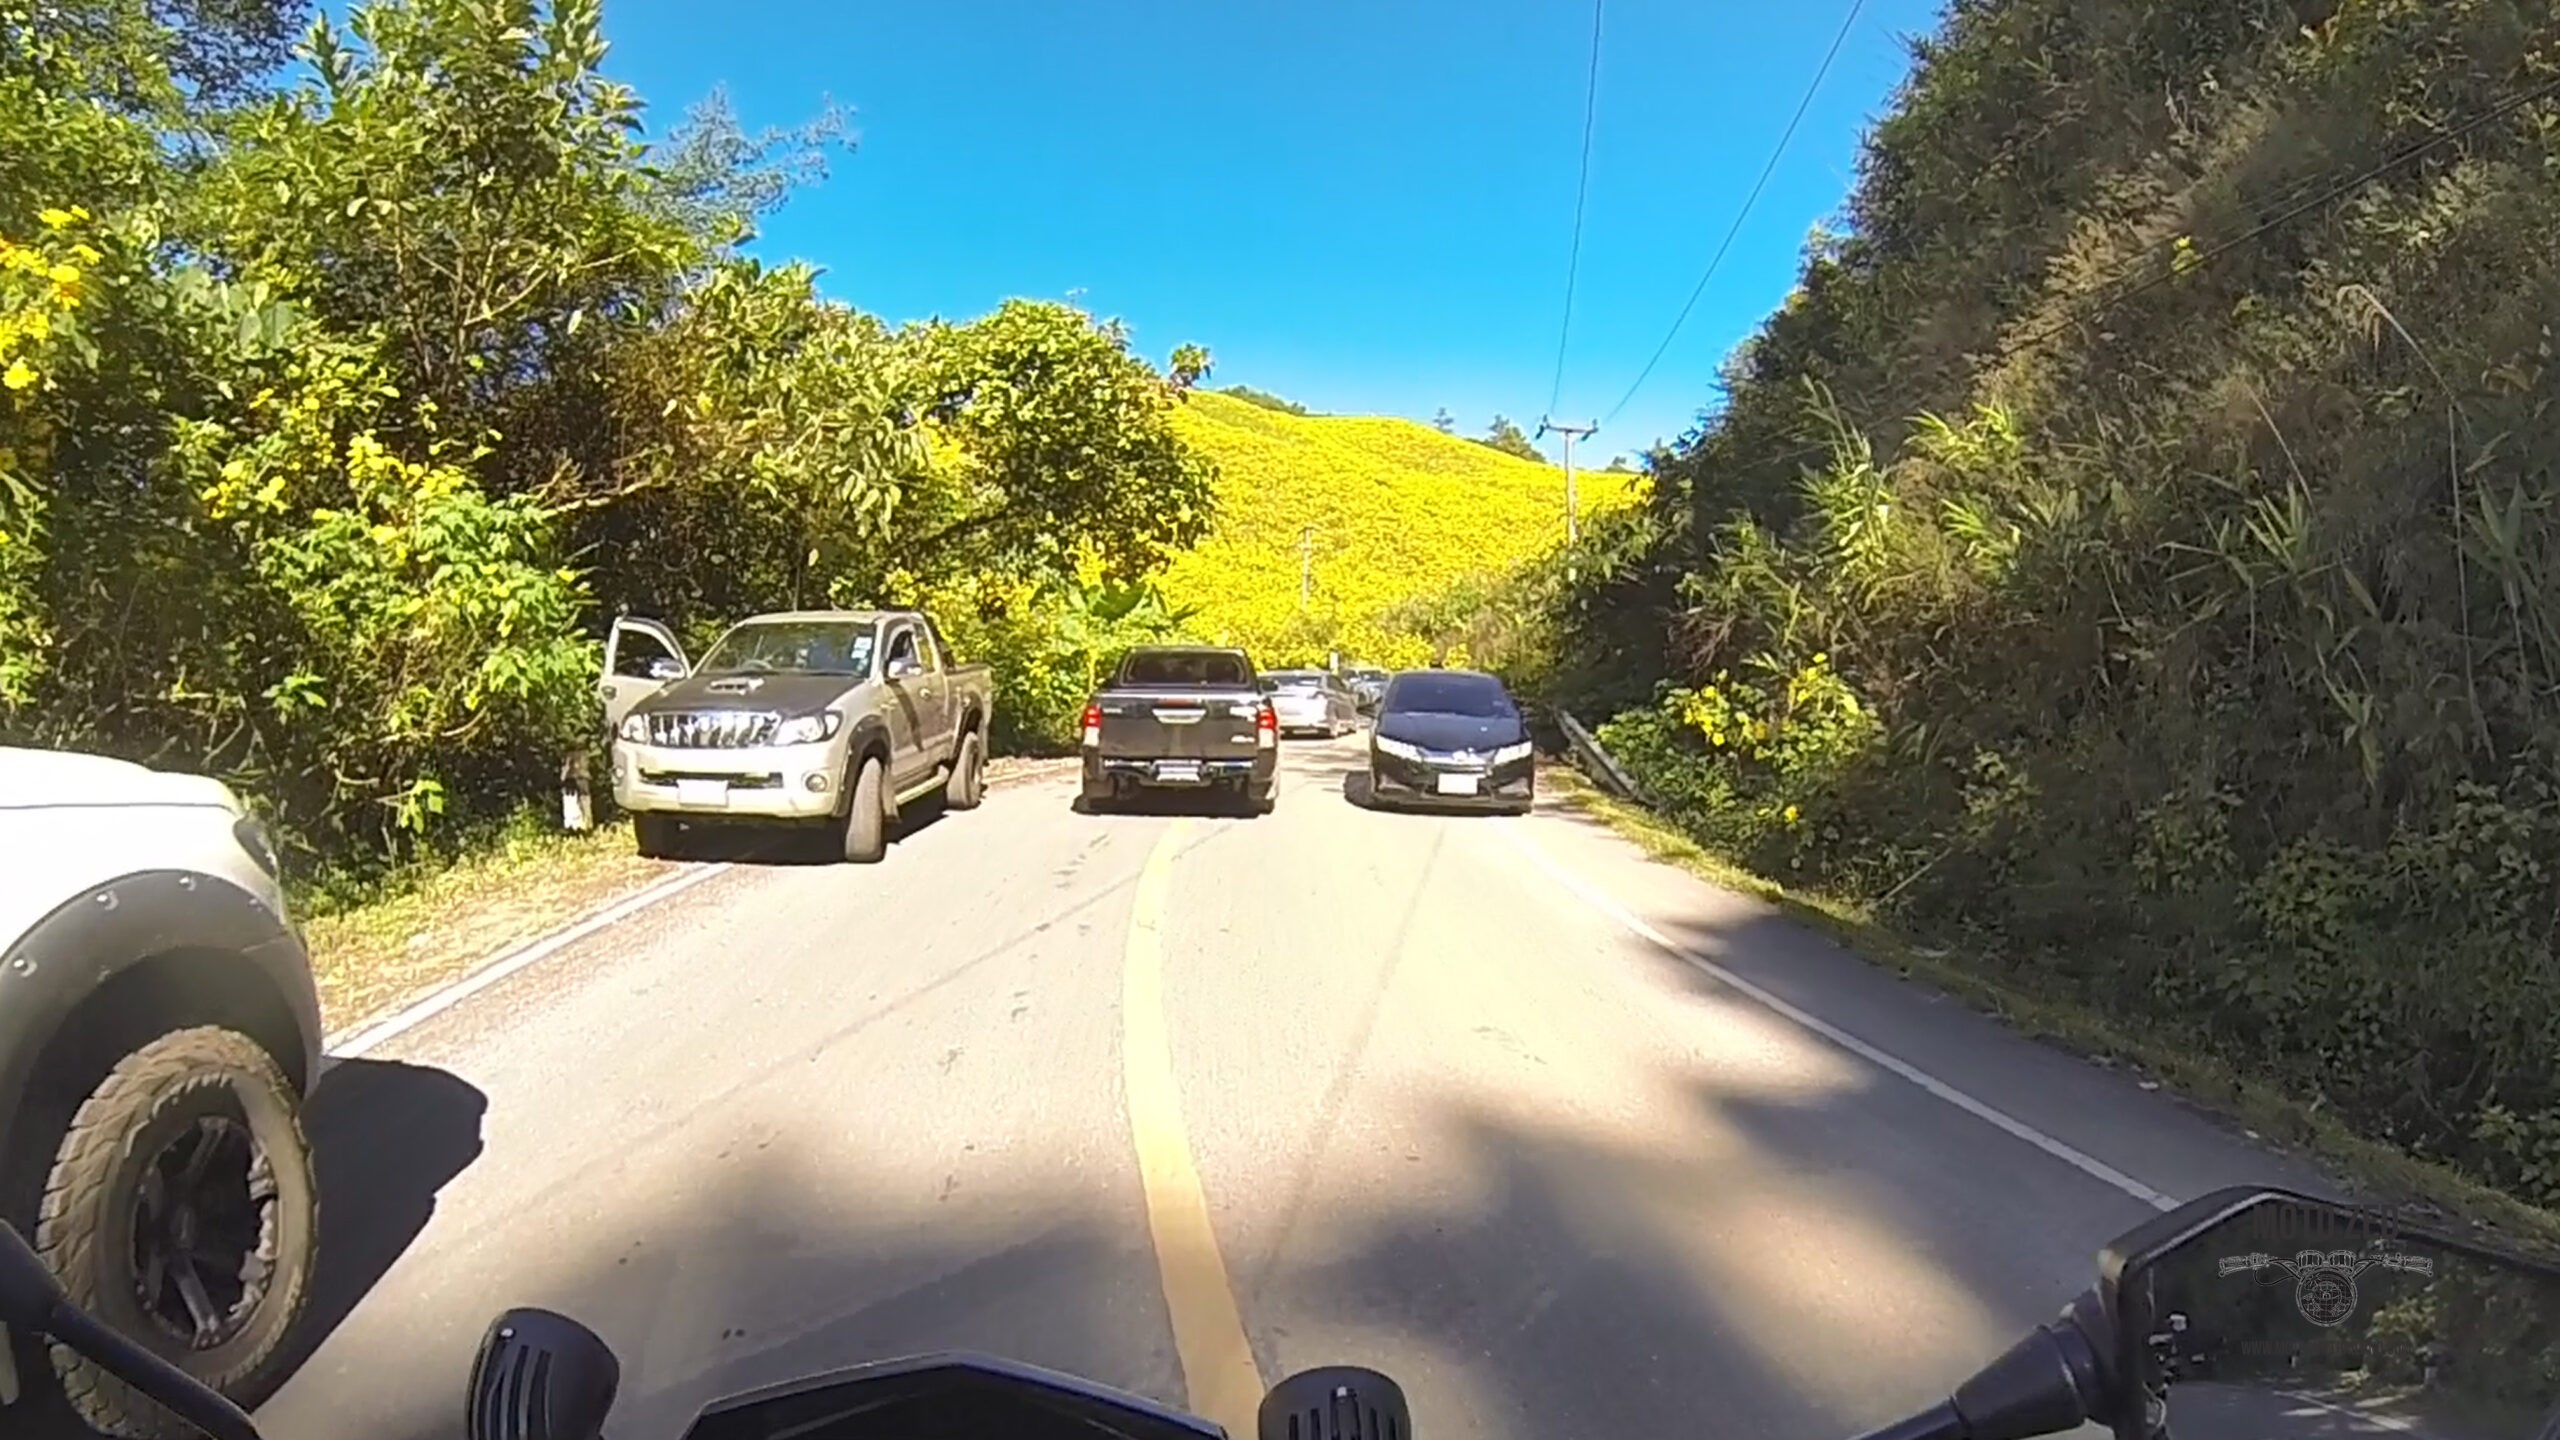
[{"left": 2101, "top": 1186, "right": 2560, "bottom": 1440}]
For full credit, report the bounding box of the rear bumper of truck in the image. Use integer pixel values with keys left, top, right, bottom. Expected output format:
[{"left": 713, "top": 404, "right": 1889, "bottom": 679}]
[
  {"left": 1083, "top": 752, "right": 1277, "bottom": 792},
  {"left": 611, "top": 738, "right": 846, "bottom": 820}
]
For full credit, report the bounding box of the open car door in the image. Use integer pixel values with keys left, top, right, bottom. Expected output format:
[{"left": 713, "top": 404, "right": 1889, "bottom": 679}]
[{"left": 600, "top": 616, "right": 689, "bottom": 736}]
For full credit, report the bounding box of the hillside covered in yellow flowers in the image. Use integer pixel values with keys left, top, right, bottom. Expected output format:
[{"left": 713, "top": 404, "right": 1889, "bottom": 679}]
[{"left": 1159, "top": 392, "right": 1641, "bottom": 669}]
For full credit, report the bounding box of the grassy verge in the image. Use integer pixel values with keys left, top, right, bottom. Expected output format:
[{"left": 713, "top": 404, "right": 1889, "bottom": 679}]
[
  {"left": 298, "top": 820, "right": 678, "bottom": 1036},
  {"left": 297, "top": 754, "right": 1081, "bottom": 1038},
  {"left": 1536, "top": 764, "right": 2560, "bottom": 1257}
]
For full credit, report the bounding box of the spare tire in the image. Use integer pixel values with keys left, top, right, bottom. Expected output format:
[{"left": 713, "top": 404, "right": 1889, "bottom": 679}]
[{"left": 36, "top": 1025, "right": 318, "bottom": 1439}]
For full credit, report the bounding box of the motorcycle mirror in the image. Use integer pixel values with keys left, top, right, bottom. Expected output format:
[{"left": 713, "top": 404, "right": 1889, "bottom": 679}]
[
  {"left": 0, "top": 1220, "right": 263, "bottom": 1440},
  {"left": 468, "top": 1307, "right": 622, "bottom": 1440},
  {"left": 1258, "top": 1365, "right": 1413, "bottom": 1440},
  {"left": 2100, "top": 1186, "right": 2560, "bottom": 1440}
]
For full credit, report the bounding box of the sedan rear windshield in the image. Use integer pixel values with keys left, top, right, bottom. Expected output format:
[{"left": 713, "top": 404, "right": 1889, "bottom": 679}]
[
  {"left": 1117, "top": 650, "right": 1255, "bottom": 688},
  {"left": 1384, "top": 673, "right": 1516, "bottom": 718}
]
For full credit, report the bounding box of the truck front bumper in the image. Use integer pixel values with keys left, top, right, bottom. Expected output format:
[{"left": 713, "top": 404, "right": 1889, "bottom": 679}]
[{"left": 612, "top": 738, "right": 846, "bottom": 820}]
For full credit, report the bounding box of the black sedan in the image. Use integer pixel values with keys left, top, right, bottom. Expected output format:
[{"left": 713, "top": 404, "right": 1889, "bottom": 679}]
[{"left": 1363, "top": 669, "right": 1535, "bottom": 814}]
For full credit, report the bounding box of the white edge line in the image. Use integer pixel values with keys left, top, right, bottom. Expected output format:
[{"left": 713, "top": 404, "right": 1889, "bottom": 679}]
[
  {"left": 324, "top": 861, "right": 733, "bottom": 1061},
  {"left": 2281, "top": 1391, "right": 2421, "bottom": 1435},
  {"left": 1494, "top": 823, "right": 2181, "bottom": 1213},
  {"left": 318, "top": 761, "right": 1075, "bottom": 1066}
]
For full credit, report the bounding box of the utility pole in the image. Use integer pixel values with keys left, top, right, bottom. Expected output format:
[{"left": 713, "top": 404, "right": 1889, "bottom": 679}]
[
  {"left": 1538, "top": 418, "right": 1598, "bottom": 541},
  {"left": 1298, "top": 524, "right": 1318, "bottom": 610}
]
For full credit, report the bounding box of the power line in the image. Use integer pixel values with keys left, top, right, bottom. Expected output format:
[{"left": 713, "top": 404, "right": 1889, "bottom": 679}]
[
  {"left": 1603, "top": 0, "right": 1868, "bottom": 427},
  {"left": 1546, "top": 0, "right": 1607, "bottom": 418}
]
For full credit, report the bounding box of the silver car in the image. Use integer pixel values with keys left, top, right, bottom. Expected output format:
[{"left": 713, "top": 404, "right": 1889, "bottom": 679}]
[{"left": 1259, "top": 669, "right": 1361, "bottom": 738}]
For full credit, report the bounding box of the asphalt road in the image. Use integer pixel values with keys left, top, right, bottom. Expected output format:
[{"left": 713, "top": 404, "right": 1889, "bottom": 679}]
[{"left": 233, "top": 730, "right": 2406, "bottom": 1440}]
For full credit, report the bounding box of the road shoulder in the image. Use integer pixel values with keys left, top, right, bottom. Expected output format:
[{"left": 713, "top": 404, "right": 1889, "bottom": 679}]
[
  {"left": 1531, "top": 766, "right": 2560, "bottom": 1253},
  {"left": 302, "top": 756, "right": 1082, "bottom": 1041}
]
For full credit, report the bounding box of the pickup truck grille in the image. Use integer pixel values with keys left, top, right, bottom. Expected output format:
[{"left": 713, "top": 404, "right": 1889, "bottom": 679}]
[{"left": 642, "top": 710, "right": 780, "bottom": 748}]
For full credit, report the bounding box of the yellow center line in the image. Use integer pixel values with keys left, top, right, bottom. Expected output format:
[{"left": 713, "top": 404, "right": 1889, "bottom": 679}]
[{"left": 1121, "top": 817, "right": 1266, "bottom": 1436}]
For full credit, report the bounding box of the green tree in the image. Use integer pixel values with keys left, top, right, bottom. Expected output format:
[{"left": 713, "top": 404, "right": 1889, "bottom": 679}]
[
  {"left": 901, "top": 299, "right": 1218, "bottom": 590},
  {"left": 1220, "top": 383, "right": 1310, "bottom": 416},
  {"left": 1478, "top": 413, "right": 1542, "bottom": 461}
]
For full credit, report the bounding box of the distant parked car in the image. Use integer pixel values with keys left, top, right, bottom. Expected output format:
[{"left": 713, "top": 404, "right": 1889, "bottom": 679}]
[
  {"left": 1259, "top": 669, "right": 1360, "bottom": 738},
  {"left": 1364, "top": 670, "right": 1534, "bottom": 814},
  {"left": 1342, "top": 666, "right": 1391, "bottom": 714}
]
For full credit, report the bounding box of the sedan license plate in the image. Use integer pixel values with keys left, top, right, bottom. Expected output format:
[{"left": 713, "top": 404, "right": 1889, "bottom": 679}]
[
  {"left": 1435, "top": 772, "right": 1481, "bottom": 796},
  {"left": 675, "top": 778, "right": 729, "bottom": 808},
  {"left": 1152, "top": 761, "right": 1204, "bottom": 784}
]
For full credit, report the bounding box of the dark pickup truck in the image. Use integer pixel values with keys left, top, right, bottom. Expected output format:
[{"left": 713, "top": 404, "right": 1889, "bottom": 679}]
[{"left": 1078, "top": 647, "right": 1278, "bottom": 814}]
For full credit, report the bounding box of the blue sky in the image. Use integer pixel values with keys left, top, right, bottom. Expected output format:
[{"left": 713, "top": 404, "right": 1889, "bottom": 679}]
[{"left": 591, "top": 0, "right": 1947, "bottom": 467}]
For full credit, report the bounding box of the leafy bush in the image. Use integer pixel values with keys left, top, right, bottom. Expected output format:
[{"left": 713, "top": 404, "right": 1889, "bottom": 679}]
[{"left": 0, "top": 0, "right": 1220, "bottom": 885}]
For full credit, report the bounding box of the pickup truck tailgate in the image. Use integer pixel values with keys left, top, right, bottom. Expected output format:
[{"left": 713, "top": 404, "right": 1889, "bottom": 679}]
[{"left": 1093, "top": 687, "right": 1262, "bottom": 759}]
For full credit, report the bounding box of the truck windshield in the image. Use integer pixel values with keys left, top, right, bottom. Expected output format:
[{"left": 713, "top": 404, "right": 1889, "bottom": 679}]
[
  {"left": 1119, "top": 651, "right": 1254, "bottom": 688},
  {"left": 698, "top": 620, "right": 878, "bottom": 677}
]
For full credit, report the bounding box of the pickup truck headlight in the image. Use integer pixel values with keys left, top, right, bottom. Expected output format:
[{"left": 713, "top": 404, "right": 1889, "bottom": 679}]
[
  {"left": 1493, "top": 741, "right": 1533, "bottom": 764},
  {"left": 773, "top": 711, "right": 844, "bottom": 746},
  {"left": 617, "top": 713, "right": 649, "bottom": 743},
  {"left": 1373, "top": 735, "right": 1424, "bottom": 761}
]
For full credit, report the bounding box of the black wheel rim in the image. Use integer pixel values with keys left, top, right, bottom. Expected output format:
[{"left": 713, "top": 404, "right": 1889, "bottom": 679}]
[{"left": 129, "top": 1113, "right": 278, "bottom": 1351}]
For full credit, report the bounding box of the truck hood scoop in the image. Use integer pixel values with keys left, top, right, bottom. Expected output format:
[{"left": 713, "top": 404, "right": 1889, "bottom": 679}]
[{"left": 704, "top": 677, "right": 765, "bottom": 694}]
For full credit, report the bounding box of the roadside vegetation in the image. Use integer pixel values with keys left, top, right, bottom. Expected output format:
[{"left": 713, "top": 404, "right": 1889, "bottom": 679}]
[
  {"left": 2, "top": 0, "right": 1224, "bottom": 895},
  {"left": 1157, "top": 390, "right": 1640, "bottom": 674},
  {"left": 1, "top": 0, "right": 1616, "bottom": 928},
  {"left": 1532, "top": 0, "right": 2560, "bottom": 1220}
]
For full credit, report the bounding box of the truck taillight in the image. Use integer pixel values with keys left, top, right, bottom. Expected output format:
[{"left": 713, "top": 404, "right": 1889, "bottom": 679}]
[
  {"left": 1256, "top": 701, "right": 1277, "bottom": 747},
  {"left": 1081, "top": 703, "right": 1103, "bottom": 746}
]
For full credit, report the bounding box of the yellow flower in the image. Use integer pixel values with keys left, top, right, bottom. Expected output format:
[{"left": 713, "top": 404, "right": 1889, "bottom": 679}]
[
  {"left": 36, "top": 207, "right": 74, "bottom": 229},
  {"left": 1782, "top": 804, "right": 1800, "bottom": 825},
  {"left": 3, "top": 358, "right": 37, "bottom": 390}
]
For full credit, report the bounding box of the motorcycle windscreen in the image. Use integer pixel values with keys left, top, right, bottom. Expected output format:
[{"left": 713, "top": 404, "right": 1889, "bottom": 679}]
[{"left": 679, "top": 1352, "right": 1226, "bottom": 1440}]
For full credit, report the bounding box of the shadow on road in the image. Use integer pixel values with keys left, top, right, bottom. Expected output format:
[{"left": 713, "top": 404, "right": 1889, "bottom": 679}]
[
  {"left": 1243, "top": 1056, "right": 2125, "bottom": 1440},
  {"left": 263, "top": 1147, "right": 1175, "bottom": 1440},
  {"left": 270, "top": 1058, "right": 489, "bottom": 1397},
  {"left": 1070, "top": 789, "right": 1267, "bottom": 820},
  {"left": 652, "top": 802, "right": 953, "bottom": 867}
]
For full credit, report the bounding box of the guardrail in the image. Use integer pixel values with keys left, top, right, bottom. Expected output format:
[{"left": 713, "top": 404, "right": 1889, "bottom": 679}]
[{"left": 1554, "top": 710, "right": 1656, "bottom": 808}]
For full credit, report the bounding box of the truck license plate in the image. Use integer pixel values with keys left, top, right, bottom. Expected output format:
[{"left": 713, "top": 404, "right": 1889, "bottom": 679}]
[
  {"left": 1435, "top": 773, "right": 1480, "bottom": 796},
  {"left": 676, "top": 779, "right": 729, "bottom": 808},
  {"left": 1153, "top": 761, "right": 1203, "bottom": 784}
]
